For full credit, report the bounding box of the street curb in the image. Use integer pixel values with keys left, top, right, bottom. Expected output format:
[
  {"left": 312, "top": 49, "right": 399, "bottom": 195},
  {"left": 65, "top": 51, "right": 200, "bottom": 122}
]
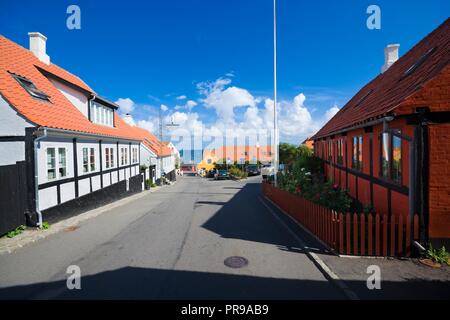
[
  {"left": 0, "top": 184, "right": 170, "bottom": 256},
  {"left": 258, "top": 196, "right": 359, "bottom": 300}
]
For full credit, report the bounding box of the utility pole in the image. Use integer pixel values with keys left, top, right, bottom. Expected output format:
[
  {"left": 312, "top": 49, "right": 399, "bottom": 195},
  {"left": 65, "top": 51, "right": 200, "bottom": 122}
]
[
  {"left": 159, "top": 106, "right": 179, "bottom": 183},
  {"left": 273, "top": 0, "right": 279, "bottom": 186},
  {"left": 159, "top": 106, "right": 163, "bottom": 183}
]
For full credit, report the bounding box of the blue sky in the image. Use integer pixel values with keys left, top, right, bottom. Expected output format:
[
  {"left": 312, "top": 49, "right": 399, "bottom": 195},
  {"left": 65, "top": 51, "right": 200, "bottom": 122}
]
[{"left": 1, "top": 0, "right": 448, "bottom": 145}]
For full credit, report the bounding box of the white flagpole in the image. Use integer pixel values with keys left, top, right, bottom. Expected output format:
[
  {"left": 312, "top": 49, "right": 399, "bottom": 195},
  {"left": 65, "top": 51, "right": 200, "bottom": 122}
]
[{"left": 273, "top": 0, "right": 279, "bottom": 186}]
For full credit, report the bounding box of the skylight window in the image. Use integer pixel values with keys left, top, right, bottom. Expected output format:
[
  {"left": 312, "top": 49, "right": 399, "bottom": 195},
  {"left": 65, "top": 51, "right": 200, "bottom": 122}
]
[
  {"left": 401, "top": 47, "right": 436, "bottom": 79},
  {"left": 12, "top": 74, "right": 50, "bottom": 101}
]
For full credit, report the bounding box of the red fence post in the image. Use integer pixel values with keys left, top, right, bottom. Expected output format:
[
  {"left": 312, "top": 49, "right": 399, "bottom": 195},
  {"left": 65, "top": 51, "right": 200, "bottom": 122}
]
[
  {"left": 368, "top": 214, "right": 373, "bottom": 256},
  {"left": 382, "top": 214, "right": 388, "bottom": 256},
  {"left": 339, "top": 213, "right": 344, "bottom": 253},
  {"left": 390, "top": 215, "right": 396, "bottom": 256},
  {"left": 353, "top": 213, "right": 358, "bottom": 255},
  {"left": 360, "top": 214, "right": 365, "bottom": 256},
  {"left": 398, "top": 215, "right": 404, "bottom": 256},
  {"left": 346, "top": 213, "right": 351, "bottom": 254},
  {"left": 405, "top": 215, "right": 411, "bottom": 257}
]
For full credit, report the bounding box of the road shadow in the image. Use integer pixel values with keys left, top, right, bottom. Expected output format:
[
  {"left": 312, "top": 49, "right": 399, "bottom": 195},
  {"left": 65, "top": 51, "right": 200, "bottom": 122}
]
[
  {"left": 0, "top": 266, "right": 343, "bottom": 300},
  {"left": 201, "top": 180, "right": 334, "bottom": 256},
  {"left": 1, "top": 266, "right": 449, "bottom": 300}
]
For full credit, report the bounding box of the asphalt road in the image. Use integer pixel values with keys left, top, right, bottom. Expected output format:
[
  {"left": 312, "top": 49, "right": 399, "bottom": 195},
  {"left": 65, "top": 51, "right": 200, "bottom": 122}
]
[{"left": 0, "top": 176, "right": 344, "bottom": 299}]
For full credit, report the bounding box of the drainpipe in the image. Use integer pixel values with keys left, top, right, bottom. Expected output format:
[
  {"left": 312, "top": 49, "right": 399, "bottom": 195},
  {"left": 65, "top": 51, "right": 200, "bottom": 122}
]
[{"left": 34, "top": 128, "right": 47, "bottom": 228}]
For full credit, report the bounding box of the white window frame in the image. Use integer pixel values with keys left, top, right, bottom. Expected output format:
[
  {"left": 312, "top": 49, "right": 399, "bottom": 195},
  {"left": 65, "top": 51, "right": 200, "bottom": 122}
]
[
  {"left": 58, "top": 147, "right": 67, "bottom": 178},
  {"left": 47, "top": 148, "right": 56, "bottom": 180},
  {"left": 82, "top": 147, "right": 96, "bottom": 174},
  {"left": 47, "top": 147, "right": 68, "bottom": 181}
]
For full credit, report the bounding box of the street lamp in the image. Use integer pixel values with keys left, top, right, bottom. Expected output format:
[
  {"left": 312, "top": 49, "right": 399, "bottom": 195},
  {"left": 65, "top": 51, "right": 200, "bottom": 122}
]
[{"left": 273, "top": 0, "right": 279, "bottom": 186}]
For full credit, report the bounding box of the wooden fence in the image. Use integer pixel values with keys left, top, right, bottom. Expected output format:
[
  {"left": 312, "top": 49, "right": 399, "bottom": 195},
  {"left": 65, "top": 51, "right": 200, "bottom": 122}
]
[{"left": 262, "top": 182, "right": 419, "bottom": 257}]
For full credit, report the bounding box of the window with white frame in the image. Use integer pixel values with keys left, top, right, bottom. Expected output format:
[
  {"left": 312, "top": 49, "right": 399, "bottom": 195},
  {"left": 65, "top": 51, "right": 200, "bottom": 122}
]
[
  {"left": 82, "top": 148, "right": 89, "bottom": 173},
  {"left": 90, "top": 101, "right": 114, "bottom": 127},
  {"left": 82, "top": 147, "right": 96, "bottom": 173},
  {"left": 105, "top": 147, "right": 115, "bottom": 169},
  {"left": 47, "top": 147, "right": 67, "bottom": 180},
  {"left": 132, "top": 147, "right": 138, "bottom": 163},
  {"left": 47, "top": 148, "right": 56, "bottom": 180},
  {"left": 120, "top": 147, "right": 128, "bottom": 166},
  {"left": 58, "top": 148, "right": 67, "bottom": 178}
]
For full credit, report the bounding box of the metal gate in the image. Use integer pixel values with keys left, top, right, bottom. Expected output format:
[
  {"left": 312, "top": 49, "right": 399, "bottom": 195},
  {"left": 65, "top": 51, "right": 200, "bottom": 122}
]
[{"left": 0, "top": 161, "right": 27, "bottom": 235}]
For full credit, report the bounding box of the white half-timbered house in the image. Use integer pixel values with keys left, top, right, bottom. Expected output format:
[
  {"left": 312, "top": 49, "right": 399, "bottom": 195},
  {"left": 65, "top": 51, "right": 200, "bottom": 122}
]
[{"left": 0, "top": 32, "right": 145, "bottom": 232}]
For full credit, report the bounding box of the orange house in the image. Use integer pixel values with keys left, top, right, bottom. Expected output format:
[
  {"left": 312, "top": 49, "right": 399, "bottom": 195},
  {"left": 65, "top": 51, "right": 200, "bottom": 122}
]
[
  {"left": 198, "top": 145, "right": 273, "bottom": 171},
  {"left": 312, "top": 19, "right": 450, "bottom": 248}
]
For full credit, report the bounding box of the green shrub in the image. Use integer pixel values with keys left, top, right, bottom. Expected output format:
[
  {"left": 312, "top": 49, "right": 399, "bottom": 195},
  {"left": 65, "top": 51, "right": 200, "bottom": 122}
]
[
  {"left": 426, "top": 244, "right": 449, "bottom": 265},
  {"left": 229, "top": 166, "right": 247, "bottom": 179},
  {"left": 6, "top": 225, "right": 26, "bottom": 238},
  {"left": 42, "top": 222, "right": 50, "bottom": 230},
  {"left": 277, "top": 152, "right": 351, "bottom": 213}
]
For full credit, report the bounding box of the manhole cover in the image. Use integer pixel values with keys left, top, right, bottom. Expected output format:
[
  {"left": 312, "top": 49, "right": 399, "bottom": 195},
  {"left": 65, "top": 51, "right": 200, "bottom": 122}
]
[
  {"left": 64, "top": 225, "right": 79, "bottom": 232},
  {"left": 224, "top": 256, "right": 248, "bottom": 268}
]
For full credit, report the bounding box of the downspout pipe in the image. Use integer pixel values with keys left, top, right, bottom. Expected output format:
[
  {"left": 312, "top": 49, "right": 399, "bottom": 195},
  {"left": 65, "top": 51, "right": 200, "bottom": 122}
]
[{"left": 34, "top": 128, "right": 47, "bottom": 228}]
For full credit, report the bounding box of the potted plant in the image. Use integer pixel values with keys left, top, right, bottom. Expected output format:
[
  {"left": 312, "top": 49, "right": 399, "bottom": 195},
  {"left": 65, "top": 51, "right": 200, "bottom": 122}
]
[{"left": 420, "top": 244, "right": 449, "bottom": 268}]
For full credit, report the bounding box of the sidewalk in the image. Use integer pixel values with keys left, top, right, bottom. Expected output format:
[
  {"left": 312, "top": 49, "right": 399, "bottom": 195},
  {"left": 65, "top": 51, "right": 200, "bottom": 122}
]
[
  {"left": 262, "top": 194, "right": 450, "bottom": 300},
  {"left": 318, "top": 253, "right": 450, "bottom": 300},
  {"left": 0, "top": 183, "right": 173, "bottom": 256}
]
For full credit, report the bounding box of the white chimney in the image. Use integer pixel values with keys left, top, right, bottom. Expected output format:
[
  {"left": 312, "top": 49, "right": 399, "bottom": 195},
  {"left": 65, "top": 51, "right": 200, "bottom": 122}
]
[
  {"left": 28, "top": 32, "right": 50, "bottom": 64},
  {"left": 123, "top": 113, "right": 135, "bottom": 126},
  {"left": 381, "top": 44, "right": 400, "bottom": 73}
]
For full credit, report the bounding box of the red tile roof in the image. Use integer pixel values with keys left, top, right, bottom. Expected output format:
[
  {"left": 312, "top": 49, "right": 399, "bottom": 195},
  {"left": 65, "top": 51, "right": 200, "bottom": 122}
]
[
  {"left": 0, "top": 35, "right": 136, "bottom": 141},
  {"left": 0, "top": 34, "right": 172, "bottom": 156},
  {"left": 312, "top": 18, "right": 450, "bottom": 140},
  {"left": 130, "top": 126, "right": 172, "bottom": 157}
]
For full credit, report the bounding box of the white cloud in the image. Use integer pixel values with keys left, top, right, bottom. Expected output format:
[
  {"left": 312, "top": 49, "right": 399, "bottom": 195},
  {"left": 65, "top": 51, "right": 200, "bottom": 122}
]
[
  {"left": 115, "top": 98, "right": 135, "bottom": 114},
  {"left": 198, "top": 77, "right": 256, "bottom": 125},
  {"left": 325, "top": 104, "right": 340, "bottom": 121},
  {"left": 136, "top": 119, "right": 156, "bottom": 133},
  {"left": 123, "top": 76, "right": 342, "bottom": 146},
  {"left": 176, "top": 95, "right": 187, "bottom": 100},
  {"left": 174, "top": 100, "right": 198, "bottom": 111},
  {"left": 186, "top": 100, "right": 198, "bottom": 110}
]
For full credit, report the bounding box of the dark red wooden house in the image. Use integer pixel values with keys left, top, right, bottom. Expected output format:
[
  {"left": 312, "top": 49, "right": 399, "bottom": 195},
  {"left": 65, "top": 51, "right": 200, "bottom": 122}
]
[{"left": 312, "top": 19, "right": 450, "bottom": 248}]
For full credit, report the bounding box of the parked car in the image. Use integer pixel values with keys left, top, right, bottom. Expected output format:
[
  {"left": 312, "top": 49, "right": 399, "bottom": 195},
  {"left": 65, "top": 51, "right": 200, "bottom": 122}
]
[
  {"left": 261, "top": 164, "right": 274, "bottom": 179},
  {"left": 214, "top": 169, "right": 229, "bottom": 180},
  {"left": 206, "top": 169, "right": 216, "bottom": 178},
  {"left": 245, "top": 164, "right": 261, "bottom": 176}
]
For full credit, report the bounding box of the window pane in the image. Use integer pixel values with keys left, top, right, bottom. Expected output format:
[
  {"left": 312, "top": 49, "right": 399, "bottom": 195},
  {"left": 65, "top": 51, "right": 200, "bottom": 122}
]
[
  {"left": 111, "top": 148, "right": 114, "bottom": 167},
  {"left": 105, "top": 148, "right": 110, "bottom": 169},
  {"left": 58, "top": 148, "right": 67, "bottom": 177},
  {"left": 90, "top": 148, "right": 95, "bottom": 171},
  {"left": 358, "top": 136, "right": 363, "bottom": 171},
  {"left": 352, "top": 137, "right": 357, "bottom": 168},
  {"left": 381, "top": 133, "right": 390, "bottom": 178},
  {"left": 47, "top": 148, "right": 56, "bottom": 180},
  {"left": 83, "top": 148, "right": 89, "bottom": 173},
  {"left": 392, "top": 135, "right": 402, "bottom": 183}
]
